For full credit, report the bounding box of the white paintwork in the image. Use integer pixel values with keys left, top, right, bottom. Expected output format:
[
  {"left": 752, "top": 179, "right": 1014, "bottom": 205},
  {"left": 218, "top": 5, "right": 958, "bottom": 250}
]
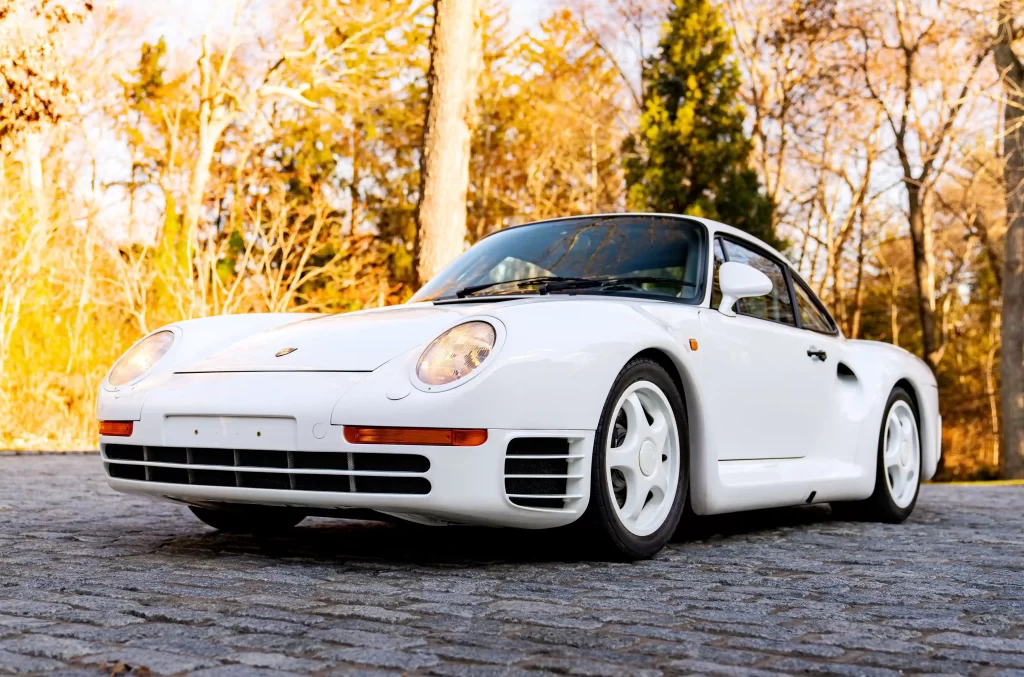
[
  {"left": 96, "top": 213, "right": 941, "bottom": 530},
  {"left": 717, "top": 262, "right": 773, "bottom": 317},
  {"left": 604, "top": 381, "right": 680, "bottom": 537}
]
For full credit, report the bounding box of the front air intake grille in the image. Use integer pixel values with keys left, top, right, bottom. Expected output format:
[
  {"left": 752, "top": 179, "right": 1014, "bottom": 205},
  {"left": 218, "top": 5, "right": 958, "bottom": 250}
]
[
  {"left": 102, "top": 445, "right": 430, "bottom": 495},
  {"left": 504, "top": 438, "right": 585, "bottom": 510}
]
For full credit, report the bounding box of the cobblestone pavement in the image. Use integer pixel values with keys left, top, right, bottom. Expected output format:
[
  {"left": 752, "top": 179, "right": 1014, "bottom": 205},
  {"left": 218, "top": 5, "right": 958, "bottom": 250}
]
[{"left": 1, "top": 455, "right": 1023, "bottom": 677}]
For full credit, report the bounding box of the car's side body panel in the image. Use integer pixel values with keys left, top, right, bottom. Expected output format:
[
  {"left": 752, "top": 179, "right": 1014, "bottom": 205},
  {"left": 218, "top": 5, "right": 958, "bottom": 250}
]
[{"left": 686, "top": 217, "right": 939, "bottom": 515}]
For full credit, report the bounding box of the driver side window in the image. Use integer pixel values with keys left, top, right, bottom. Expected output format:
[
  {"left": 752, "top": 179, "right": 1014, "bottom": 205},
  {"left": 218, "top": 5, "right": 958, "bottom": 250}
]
[
  {"left": 717, "top": 239, "right": 796, "bottom": 326},
  {"left": 793, "top": 276, "right": 836, "bottom": 334}
]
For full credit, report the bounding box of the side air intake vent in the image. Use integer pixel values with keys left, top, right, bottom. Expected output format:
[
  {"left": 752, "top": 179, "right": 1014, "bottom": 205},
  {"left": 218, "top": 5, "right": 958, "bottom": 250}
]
[{"left": 504, "top": 438, "right": 585, "bottom": 510}]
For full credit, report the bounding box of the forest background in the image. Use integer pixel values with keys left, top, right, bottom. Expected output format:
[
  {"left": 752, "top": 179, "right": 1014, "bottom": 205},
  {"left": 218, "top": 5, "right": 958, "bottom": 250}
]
[{"left": 1, "top": 0, "right": 1022, "bottom": 480}]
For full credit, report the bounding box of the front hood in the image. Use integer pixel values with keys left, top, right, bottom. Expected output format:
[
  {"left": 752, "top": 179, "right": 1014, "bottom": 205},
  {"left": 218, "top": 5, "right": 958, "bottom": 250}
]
[{"left": 177, "top": 302, "right": 521, "bottom": 373}]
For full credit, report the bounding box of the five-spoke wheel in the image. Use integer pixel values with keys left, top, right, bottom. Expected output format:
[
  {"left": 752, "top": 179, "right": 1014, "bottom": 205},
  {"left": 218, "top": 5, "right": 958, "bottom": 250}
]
[
  {"left": 587, "top": 357, "right": 688, "bottom": 559},
  {"left": 605, "top": 381, "right": 680, "bottom": 537},
  {"left": 882, "top": 399, "right": 920, "bottom": 509}
]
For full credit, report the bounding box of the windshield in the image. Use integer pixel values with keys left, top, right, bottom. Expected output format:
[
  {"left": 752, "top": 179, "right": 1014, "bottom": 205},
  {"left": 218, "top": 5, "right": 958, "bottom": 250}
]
[{"left": 411, "top": 215, "right": 708, "bottom": 303}]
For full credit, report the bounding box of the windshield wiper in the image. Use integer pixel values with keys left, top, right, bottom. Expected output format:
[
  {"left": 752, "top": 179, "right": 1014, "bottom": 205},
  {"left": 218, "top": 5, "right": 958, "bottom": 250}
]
[
  {"left": 540, "top": 276, "right": 698, "bottom": 293},
  {"left": 453, "top": 276, "right": 590, "bottom": 298},
  {"left": 451, "top": 275, "right": 696, "bottom": 299}
]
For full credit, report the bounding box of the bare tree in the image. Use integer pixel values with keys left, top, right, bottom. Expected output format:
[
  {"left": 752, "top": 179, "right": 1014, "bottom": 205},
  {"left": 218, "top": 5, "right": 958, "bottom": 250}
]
[
  {"left": 847, "top": 1, "right": 991, "bottom": 368},
  {"left": 415, "top": 0, "right": 481, "bottom": 286},
  {"left": 994, "top": 4, "right": 1024, "bottom": 478}
]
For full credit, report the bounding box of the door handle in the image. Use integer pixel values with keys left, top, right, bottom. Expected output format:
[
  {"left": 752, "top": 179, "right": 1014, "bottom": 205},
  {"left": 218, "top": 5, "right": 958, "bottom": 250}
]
[{"left": 807, "top": 347, "right": 827, "bottom": 361}]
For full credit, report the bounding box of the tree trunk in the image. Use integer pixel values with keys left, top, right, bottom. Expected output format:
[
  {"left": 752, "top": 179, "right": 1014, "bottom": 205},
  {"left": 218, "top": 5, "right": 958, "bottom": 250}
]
[
  {"left": 987, "top": 322, "right": 1001, "bottom": 468},
  {"left": 415, "top": 0, "right": 480, "bottom": 286},
  {"left": 183, "top": 36, "right": 221, "bottom": 316},
  {"left": 24, "top": 131, "right": 45, "bottom": 223},
  {"left": 995, "top": 24, "right": 1024, "bottom": 479},
  {"left": 906, "top": 186, "right": 941, "bottom": 369},
  {"left": 851, "top": 220, "right": 866, "bottom": 339}
]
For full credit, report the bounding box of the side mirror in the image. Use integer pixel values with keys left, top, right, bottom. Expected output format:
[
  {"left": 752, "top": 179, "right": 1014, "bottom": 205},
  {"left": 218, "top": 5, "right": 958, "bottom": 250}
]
[{"left": 718, "top": 261, "right": 772, "bottom": 317}]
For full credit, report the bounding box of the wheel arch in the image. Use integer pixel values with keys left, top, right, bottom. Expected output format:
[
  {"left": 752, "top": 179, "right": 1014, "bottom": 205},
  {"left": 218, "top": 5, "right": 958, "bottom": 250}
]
[
  {"left": 889, "top": 375, "right": 940, "bottom": 480},
  {"left": 894, "top": 377, "right": 921, "bottom": 418},
  {"left": 627, "top": 346, "right": 707, "bottom": 512},
  {"left": 843, "top": 340, "right": 940, "bottom": 483}
]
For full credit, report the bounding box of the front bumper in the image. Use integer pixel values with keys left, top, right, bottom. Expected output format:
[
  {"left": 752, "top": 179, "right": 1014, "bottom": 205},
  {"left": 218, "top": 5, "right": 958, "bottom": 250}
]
[{"left": 101, "top": 426, "right": 594, "bottom": 529}]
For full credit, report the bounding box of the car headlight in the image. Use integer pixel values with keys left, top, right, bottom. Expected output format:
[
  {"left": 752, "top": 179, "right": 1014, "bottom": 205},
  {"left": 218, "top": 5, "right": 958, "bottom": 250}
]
[
  {"left": 108, "top": 330, "right": 175, "bottom": 386},
  {"left": 416, "top": 321, "right": 496, "bottom": 386}
]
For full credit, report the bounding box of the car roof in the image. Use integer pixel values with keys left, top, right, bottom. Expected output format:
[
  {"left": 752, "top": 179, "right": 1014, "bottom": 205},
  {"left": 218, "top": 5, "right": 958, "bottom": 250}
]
[{"left": 488, "top": 212, "right": 792, "bottom": 269}]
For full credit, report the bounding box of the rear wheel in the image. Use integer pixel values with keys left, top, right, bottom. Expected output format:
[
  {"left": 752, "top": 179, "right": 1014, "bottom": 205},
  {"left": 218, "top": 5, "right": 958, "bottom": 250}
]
[
  {"left": 189, "top": 505, "right": 306, "bottom": 534},
  {"left": 831, "top": 387, "right": 921, "bottom": 522},
  {"left": 586, "top": 358, "right": 688, "bottom": 559}
]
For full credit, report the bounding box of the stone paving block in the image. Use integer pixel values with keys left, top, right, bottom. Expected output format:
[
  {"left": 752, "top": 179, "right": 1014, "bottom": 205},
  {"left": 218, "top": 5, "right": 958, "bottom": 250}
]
[
  {"left": 317, "top": 646, "right": 441, "bottom": 670},
  {"left": 0, "top": 635, "right": 102, "bottom": 661},
  {"left": 522, "top": 655, "right": 662, "bottom": 677},
  {"left": 929, "top": 631, "right": 1024, "bottom": 653},
  {"left": 422, "top": 643, "right": 528, "bottom": 666},
  {"left": 664, "top": 659, "right": 784, "bottom": 677},
  {"left": 765, "top": 657, "right": 903, "bottom": 677},
  {"left": 226, "top": 650, "right": 332, "bottom": 671},
  {"left": 309, "top": 627, "right": 428, "bottom": 650},
  {"left": 426, "top": 666, "right": 557, "bottom": 677},
  {"left": 0, "top": 648, "right": 66, "bottom": 674},
  {"left": 317, "top": 605, "right": 417, "bottom": 623},
  {"left": 190, "top": 665, "right": 306, "bottom": 677},
  {"left": 932, "top": 647, "right": 1024, "bottom": 668},
  {"left": 0, "top": 615, "right": 54, "bottom": 632},
  {"left": 123, "top": 636, "right": 231, "bottom": 658},
  {"left": 79, "top": 647, "right": 218, "bottom": 674},
  {"left": 722, "top": 637, "right": 846, "bottom": 659}
]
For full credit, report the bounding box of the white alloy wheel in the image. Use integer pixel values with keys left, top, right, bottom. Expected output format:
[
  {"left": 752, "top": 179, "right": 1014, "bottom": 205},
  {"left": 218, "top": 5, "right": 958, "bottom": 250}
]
[
  {"left": 604, "top": 380, "right": 681, "bottom": 537},
  {"left": 882, "top": 400, "right": 920, "bottom": 509}
]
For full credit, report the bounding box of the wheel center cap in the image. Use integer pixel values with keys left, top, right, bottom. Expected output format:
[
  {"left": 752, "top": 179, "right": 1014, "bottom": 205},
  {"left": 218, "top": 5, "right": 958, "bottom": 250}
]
[
  {"left": 900, "top": 442, "right": 911, "bottom": 466},
  {"left": 639, "top": 440, "right": 658, "bottom": 476}
]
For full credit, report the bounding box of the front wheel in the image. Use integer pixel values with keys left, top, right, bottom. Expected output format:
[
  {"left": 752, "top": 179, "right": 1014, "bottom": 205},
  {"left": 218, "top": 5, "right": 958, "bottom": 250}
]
[
  {"left": 586, "top": 358, "right": 688, "bottom": 559},
  {"left": 831, "top": 387, "right": 921, "bottom": 522},
  {"left": 189, "top": 505, "right": 306, "bottom": 534}
]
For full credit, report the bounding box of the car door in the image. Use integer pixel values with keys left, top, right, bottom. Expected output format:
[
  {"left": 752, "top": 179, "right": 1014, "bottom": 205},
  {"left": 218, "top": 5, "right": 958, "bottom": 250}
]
[
  {"left": 699, "top": 237, "right": 835, "bottom": 462},
  {"left": 788, "top": 270, "right": 851, "bottom": 463}
]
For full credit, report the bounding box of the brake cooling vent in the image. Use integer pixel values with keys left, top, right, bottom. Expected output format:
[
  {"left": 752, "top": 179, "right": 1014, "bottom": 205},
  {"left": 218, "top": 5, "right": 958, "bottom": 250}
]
[
  {"left": 103, "top": 445, "right": 430, "bottom": 495},
  {"left": 503, "top": 437, "right": 585, "bottom": 510}
]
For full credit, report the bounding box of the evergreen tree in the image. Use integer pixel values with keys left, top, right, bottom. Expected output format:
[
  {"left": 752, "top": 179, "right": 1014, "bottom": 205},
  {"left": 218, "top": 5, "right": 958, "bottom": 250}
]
[{"left": 624, "top": 0, "right": 777, "bottom": 247}]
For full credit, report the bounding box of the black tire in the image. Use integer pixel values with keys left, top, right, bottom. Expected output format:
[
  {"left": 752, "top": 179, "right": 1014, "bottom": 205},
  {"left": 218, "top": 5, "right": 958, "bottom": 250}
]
[
  {"left": 189, "top": 505, "right": 306, "bottom": 534},
  {"left": 830, "top": 387, "right": 920, "bottom": 523},
  {"left": 585, "top": 357, "right": 689, "bottom": 560}
]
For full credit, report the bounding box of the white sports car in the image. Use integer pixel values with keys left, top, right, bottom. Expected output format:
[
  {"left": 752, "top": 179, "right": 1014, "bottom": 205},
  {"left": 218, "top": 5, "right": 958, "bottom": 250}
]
[{"left": 97, "top": 214, "right": 940, "bottom": 558}]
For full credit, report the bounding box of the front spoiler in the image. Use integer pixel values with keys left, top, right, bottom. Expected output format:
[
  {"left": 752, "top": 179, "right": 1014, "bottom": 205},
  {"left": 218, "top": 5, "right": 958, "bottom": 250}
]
[{"left": 102, "top": 428, "right": 594, "bottom": 529}]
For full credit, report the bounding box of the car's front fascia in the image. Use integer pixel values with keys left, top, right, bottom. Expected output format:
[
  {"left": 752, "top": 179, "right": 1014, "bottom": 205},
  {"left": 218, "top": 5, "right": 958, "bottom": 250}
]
[{"left": 98, "top": 297, "right": 703, "bottom": 529}]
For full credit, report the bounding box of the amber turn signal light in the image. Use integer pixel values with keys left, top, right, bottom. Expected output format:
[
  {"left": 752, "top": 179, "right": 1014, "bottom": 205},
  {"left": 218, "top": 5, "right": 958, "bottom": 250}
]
[
  {"left": 689, "top": 338, "right": 699, "bottom": 351},
  {"left": 99, "top": 421, "right": 134, "bottom": 437},
  {"left": 344, "top": 426, "right": 487, "bottom": 446}
]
